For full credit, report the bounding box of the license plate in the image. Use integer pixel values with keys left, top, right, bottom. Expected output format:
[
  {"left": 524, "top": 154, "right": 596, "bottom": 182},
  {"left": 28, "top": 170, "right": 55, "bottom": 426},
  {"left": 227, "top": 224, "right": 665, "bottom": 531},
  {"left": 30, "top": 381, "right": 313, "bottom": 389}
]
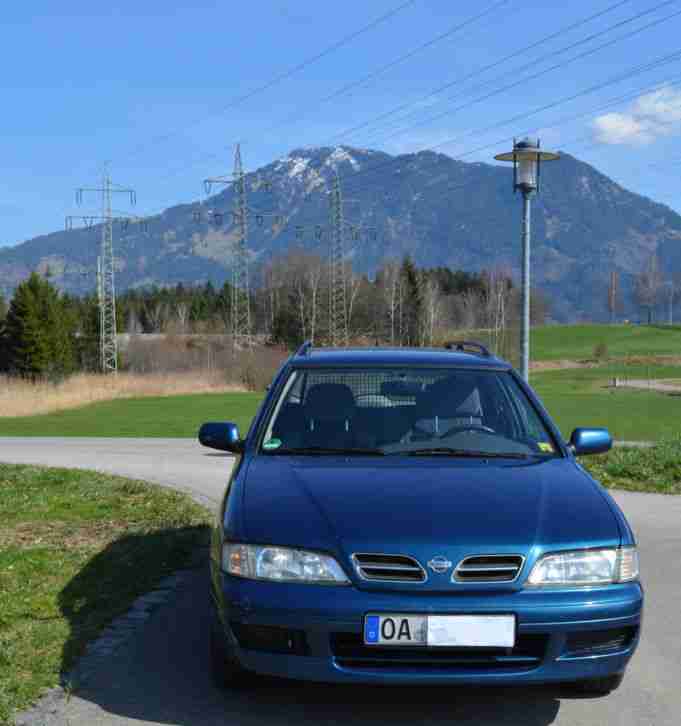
[{"left": 364, "top": 614, "right": 515, "bottom": 648}]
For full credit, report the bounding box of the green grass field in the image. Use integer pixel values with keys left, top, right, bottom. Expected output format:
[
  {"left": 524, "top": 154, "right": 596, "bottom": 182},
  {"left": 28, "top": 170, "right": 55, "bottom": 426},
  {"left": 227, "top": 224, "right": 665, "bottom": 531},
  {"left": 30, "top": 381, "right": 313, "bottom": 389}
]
[
  {"left": 0, "top": 391, "right": 262, "bottom": 439},
  {"left": 0, "top": 363, "right": 680, "bottom": 442},
  {"left": 530, "top": 323, "right": 681, "bottom": 361},
  {"left": 532, "top": 363, "right": 681, "bottom": 441},
  {"left": 0, "top": 465, "right": 210, "bottom": 724}
]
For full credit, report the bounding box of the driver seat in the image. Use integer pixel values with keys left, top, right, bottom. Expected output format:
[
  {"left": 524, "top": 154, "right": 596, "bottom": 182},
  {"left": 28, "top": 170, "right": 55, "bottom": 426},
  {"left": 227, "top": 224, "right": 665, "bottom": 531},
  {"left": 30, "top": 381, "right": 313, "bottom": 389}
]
[{"left": 412, "top": 378, "right": 483, "bottom": 437}]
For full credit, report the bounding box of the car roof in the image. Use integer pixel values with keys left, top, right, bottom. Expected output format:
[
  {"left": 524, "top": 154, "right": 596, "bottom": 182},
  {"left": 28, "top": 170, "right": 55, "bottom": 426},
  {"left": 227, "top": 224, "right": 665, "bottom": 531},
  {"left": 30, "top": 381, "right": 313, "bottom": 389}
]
[{"left": 290, "top": 345, "right": 511, "bottom": 370}]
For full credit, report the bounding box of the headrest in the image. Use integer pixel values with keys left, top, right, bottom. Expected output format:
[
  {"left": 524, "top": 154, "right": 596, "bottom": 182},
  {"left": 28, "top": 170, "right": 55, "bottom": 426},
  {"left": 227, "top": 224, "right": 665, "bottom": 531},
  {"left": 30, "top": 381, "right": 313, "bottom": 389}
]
[{"left": 304, "top": 383, "right": 355, "bottom": 421}]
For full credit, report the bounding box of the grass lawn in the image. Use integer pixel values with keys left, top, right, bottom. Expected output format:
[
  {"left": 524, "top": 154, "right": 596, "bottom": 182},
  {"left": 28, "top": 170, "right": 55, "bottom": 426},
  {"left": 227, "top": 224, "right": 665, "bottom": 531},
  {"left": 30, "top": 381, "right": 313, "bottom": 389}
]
[
  {"left": 530, "top": 324, "right": 681, "bottom": 361},
  {"left": 582, "top": 439, "right": 681, "bottom": 495},
  {"left": 0, "top": 465, "right": 210, "bottom": 725},
  {"left": 532, "top": 363, "right": 681, "bottom": 441},
  {"left": 0, "top": 391, "right": 263, "bottom": 439}
]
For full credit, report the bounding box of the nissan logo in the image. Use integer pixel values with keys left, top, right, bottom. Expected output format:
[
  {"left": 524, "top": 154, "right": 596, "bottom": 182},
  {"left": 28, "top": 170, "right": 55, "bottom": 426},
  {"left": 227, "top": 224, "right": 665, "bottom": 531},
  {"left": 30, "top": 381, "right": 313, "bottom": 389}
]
[{"left": 427, "top": 556, "right": 453, "bottom": 574}]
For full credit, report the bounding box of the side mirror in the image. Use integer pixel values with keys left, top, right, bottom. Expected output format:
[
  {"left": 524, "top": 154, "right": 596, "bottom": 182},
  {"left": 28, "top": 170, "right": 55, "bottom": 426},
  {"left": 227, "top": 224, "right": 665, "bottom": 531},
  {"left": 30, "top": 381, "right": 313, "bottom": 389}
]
[
  {"left": 569, "top": 428, "right": 612, "bottom": 456},
  {"left": 198, "top": 422, "right": 244, "bottom": 454}
]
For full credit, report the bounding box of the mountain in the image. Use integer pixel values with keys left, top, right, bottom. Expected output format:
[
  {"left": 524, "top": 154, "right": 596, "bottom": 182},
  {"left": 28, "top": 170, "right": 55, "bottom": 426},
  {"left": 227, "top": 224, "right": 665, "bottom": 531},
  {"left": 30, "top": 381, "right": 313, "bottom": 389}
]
[{"left": 2, "top": 144, "right": 681, "bottom": 322}]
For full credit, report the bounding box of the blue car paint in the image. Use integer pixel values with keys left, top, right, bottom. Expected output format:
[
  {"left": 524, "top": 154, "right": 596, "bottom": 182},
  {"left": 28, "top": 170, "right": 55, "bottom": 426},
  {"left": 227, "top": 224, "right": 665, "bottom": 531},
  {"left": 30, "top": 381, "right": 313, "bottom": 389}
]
[{"left": 208, "top": 348, "right": 643, "bottom": 685}]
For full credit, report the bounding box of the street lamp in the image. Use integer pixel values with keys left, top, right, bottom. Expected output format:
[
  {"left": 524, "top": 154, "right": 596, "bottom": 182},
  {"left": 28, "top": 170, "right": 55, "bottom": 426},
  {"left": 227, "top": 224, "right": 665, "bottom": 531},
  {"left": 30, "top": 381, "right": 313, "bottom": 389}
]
[{"left": 494, "top": 138, "right": 559, "bottom": 381}]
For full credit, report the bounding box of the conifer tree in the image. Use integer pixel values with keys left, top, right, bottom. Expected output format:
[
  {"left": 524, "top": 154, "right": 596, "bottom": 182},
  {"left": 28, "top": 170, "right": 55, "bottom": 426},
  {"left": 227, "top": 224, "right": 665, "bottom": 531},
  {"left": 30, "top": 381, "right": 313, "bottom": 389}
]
[
  {"left": 400, "top": 255, "right": 423, "bottom": 346},
  {"left": 1, "top": 273, "right": 75, "bottom": 380}
]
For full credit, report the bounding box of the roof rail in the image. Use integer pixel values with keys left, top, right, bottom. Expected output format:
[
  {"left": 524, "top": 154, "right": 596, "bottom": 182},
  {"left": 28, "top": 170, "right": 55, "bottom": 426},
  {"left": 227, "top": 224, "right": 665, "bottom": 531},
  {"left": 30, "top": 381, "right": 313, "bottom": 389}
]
[
  {"left": 444, "top": 340, "right": 491, "bottom": 357},
  {"left": 295, "top": 340, "right": 313, "bottom": 357}
]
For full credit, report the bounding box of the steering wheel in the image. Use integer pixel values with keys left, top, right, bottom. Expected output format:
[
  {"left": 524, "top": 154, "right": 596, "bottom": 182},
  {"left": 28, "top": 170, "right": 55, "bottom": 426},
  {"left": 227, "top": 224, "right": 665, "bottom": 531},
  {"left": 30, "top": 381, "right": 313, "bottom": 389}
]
[{"left": 439, "top": 424, "right": 496, "bottom": 439}]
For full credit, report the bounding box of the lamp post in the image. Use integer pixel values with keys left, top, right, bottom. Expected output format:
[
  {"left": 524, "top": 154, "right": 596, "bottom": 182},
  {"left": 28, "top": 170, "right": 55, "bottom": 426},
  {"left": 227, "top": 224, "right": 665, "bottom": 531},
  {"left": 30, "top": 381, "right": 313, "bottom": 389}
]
[{"left": 495, "top": 138, "right": 559, "bottom": 381}]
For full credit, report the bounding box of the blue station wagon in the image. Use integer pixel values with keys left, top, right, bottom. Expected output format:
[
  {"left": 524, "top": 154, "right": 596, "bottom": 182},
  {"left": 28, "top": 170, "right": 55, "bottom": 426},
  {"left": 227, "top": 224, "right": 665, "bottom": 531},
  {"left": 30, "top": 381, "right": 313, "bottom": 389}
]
[{"left": 200, "top": 343, "right": 642, "bottom": 694}]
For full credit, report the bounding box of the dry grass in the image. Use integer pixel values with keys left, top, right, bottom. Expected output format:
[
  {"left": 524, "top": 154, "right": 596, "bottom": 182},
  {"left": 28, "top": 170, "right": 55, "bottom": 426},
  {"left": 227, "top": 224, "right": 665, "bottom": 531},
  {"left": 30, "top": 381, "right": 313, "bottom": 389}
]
[{"left": 0, "top": 371, "right": 246, "bottom": 418}]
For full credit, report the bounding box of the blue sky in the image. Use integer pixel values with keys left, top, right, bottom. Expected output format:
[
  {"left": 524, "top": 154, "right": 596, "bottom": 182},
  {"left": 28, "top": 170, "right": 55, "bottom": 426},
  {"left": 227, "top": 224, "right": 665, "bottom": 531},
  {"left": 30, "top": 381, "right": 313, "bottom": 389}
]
[{"left": 3, "top": 0, "right": 681, "bottom": 247}]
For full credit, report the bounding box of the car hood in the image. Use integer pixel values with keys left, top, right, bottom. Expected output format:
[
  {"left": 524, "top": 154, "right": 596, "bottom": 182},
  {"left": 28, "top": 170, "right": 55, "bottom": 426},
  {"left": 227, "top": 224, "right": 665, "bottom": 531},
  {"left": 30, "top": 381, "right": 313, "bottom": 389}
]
[{"left": 241, "top": 456, "right": 621, "bottom": 591}]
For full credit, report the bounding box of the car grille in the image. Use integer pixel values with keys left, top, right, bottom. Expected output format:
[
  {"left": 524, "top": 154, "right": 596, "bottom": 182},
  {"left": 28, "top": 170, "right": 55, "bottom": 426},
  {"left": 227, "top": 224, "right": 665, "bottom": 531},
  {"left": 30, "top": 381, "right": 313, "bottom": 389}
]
[
  {"left": 453, "top": 555, "right": 524, "bottom": 583},
  {"left": 330, "top": 632, "right": 548, "bottom": 671},
  {"left": 352, "top": 553, "right": 426, "bottom": 583}
]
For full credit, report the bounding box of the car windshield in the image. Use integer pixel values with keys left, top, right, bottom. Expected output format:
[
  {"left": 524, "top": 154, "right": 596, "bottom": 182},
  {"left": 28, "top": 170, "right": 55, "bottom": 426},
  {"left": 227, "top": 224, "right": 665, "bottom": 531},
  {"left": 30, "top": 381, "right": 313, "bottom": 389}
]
[{"left": 260, "top": 367, "right": 560, "bottom": 458}]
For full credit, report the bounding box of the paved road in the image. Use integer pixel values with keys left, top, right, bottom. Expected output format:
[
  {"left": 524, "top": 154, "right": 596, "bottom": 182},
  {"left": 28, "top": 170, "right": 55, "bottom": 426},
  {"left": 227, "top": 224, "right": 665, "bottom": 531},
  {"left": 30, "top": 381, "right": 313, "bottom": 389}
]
[{"left": 1, "top": 437, "right": 679, "bottom": 726}]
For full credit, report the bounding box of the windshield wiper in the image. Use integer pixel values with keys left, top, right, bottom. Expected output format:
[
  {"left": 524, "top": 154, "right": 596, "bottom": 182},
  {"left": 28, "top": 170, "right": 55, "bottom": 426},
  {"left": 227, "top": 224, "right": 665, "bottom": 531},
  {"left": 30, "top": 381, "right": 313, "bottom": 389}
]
[
  {"left": 404, "top": 447, "right": 532, "bottom": 459},
  {"left": 267, "top": 446, "right": 385, "bottom": 456}
]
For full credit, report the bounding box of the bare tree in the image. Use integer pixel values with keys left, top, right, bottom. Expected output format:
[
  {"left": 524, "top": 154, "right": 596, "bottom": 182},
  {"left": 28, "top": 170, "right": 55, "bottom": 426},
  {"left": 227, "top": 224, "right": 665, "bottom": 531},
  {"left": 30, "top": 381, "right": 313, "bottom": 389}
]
[
  {"left": 293, "top": 273, "right": 309, "bottom": 341},
  {"left": 635, "top": 254, "right": 663, "bottom": 323},
  {"left": 274, "top": 248, "right": 327, "bottom": 344},
  {"left": 421, "top": 276, "right": 441, "bottom": 346},
  {"left": 485, "top": 268, "right": 510, "bottom": 356},
  {"left": 307, "top": 259, "right": 325, "bottom": 344},
  {"left": 175, "top": 301, "right": 190, "bottom": 333},
  {"left": 346, "top": 265, "right": 364, "bottom": 339},
  {"left": 126, "top": 306, "right": 142, "bottom": 334},
  {"left": 378, "top": 260, "right": 401, "bottom": 345},
  {"left": 143, "top": 301, "right": 168, "bottom": 333},
  {"left": 459, "top": 289, "right": 481, "bottom": 330},
  {"left": 262, "top": 260, "right": 284, "bottom": 336}
]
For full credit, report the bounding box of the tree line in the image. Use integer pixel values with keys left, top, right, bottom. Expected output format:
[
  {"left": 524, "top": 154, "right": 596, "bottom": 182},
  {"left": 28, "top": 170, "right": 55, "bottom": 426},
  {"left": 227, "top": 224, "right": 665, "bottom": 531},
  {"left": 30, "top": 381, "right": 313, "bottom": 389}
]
[{"left": 0, "top": 254, "right": 547, "bottom": 380}]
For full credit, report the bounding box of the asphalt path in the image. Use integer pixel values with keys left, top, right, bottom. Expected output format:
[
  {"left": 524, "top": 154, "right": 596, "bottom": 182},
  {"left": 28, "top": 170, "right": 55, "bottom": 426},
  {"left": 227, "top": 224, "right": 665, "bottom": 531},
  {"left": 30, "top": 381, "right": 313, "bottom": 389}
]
[{"left": 1, "top": 437, "right": 679, "bottom": 726}]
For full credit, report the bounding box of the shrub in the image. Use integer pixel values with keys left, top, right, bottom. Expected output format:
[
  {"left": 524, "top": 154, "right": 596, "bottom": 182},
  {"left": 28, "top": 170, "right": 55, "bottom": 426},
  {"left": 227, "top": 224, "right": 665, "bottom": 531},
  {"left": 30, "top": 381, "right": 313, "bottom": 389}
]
[{"left": 593, "top": 341, "right": 608, "bottom": 360}]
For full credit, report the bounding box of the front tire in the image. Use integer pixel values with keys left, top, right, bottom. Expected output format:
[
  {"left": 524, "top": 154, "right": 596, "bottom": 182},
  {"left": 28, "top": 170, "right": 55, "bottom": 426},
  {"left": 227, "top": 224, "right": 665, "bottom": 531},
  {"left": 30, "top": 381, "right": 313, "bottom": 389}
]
[{"left": 571, "top": 672, "right": 624, "bottom": 696}]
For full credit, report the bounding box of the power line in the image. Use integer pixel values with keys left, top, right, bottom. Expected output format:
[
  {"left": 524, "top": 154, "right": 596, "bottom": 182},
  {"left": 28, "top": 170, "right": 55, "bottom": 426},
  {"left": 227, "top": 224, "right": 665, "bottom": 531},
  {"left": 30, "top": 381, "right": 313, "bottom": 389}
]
[
  {"left": 115, "top": 1, "right": 518, "bottom": 213},
  {"left": 392, "top": 74, "right": 681, "bottom": 212},
  {"left": 322, "top": 0, "right": 635, "bottom": 146},
  {"left": 73, "top": 2, "right": 678, "bottom": 228},
  {"left": 260, "top": 0, "right": 512, "bottom": 135},
  {"left": 333, "top": 47, "right": 681, "bottom": 197},
  {"left": 133, "top": 56, "right": 681, "bottom": 269},
  {"left": 118, "top": 0, "right": 418, "bottom": 164},
  {"left": 122, "top": 52, "right": 681, "bottom": 263},
  {"left": 169, "top": 0, "right": 634, "bottom": 183},
  {"left": 356, "top": 0, "right": 681, "bottom": 149},
  {"left": 157, "top": 0, "right": 671, "bottom": 209}
]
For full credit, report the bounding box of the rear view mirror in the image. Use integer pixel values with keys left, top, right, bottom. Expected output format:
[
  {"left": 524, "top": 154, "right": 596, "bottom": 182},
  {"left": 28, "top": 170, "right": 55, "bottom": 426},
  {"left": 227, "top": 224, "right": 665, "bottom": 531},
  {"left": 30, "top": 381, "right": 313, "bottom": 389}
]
[
  {"left": 198, "top": 422, "right": 243, "bottom": 454},
  {"left": 569, "top": 428, "right": 612, "bottom": 456}
]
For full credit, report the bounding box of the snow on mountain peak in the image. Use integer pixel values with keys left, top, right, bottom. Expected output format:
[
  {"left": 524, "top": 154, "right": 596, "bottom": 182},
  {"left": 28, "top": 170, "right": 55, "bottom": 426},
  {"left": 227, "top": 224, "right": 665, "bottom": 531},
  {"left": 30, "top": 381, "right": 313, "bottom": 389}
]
[
  {"left": 287, "top": 156, "right": 310, "bottom": 178},
  {"left": 326, "top": 146, "right": 360, "bottom": 170}
]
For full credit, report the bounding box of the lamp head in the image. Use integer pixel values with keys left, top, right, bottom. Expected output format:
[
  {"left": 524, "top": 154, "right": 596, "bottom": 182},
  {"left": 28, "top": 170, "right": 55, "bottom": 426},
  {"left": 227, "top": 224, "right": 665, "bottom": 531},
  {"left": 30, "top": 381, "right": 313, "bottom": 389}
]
[{"left": 494, "top": 137, "right": 559, "bottom": 194}]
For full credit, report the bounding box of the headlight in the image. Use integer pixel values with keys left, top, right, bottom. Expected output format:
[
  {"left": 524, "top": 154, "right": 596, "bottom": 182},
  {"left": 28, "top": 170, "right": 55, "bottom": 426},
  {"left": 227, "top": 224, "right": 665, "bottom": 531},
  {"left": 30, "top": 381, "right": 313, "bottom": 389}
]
[
  {"left": 222, "top": 543, "right": 350, "bottom": 585},
  {"left": 527, "top": 546, "right": 639, "bottom": 587}
]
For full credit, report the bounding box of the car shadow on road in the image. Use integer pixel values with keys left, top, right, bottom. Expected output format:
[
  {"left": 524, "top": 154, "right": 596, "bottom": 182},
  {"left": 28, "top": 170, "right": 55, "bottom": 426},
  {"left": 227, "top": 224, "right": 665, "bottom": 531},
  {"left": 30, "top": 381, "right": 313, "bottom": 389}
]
[
  {"left": 57, "top": 526, "right": 210, "bottom": 683},
  {"left": 54, "top": 560, "right": 569, "bottom": 726},
  {"left": 226, "top": 681, "right": 563, "bottom": 725}
]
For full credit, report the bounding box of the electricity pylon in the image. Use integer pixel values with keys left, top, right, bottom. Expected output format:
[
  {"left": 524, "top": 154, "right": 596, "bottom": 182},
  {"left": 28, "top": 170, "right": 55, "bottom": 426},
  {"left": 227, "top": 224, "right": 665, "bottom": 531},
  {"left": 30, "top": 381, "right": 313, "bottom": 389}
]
[
  {"left": 67, "top": 172, "right": 139, "bottom": 373},
  {"left": 232, "top": 145, "right": 251, "bottom": 347},
  {"left": 204, "top": 143, "right": 252, "bottom": 350},
  {"left": 97, "top": 256, "right": 104, "bottom": 367},
  {"left": 329, "top": 172, "right": 348, "bottom": 347}
]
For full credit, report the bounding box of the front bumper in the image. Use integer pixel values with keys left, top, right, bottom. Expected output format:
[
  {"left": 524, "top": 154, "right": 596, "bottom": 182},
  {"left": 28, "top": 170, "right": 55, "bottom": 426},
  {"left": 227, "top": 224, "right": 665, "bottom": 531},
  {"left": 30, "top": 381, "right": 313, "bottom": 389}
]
[{"left": 213, "top": 574, "right": 643, "bottom": 685}]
